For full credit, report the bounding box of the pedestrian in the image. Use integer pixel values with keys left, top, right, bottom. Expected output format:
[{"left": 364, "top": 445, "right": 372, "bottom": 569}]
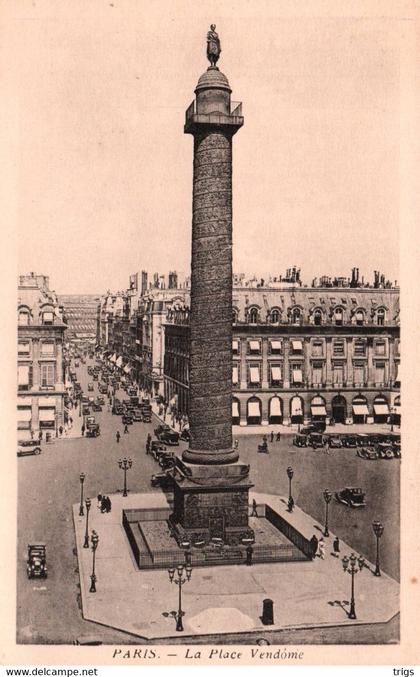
[
  {"left": 325, "top": 436, "right": 330, "bottom": 455},
  {"left": 97, "top": 493, "right": 102, "bottom": 509},
  {"left": 100, "top": 496, "right": 107, "bottom": 513},
  {"left": 69, "top": 416, "right": 73, "bottom": 426},
  {"left": 116, "top": 430, "right": 121, "bottom": 443},
  {"left": 106, "top": 496, "right": 112, "bottom": 513},
  {"left": 234, "top": 439, "right": 239, "bottom": 450},
  {"left": 317, "top": 537, "right": 325, "bottom": 560},
  {"left": 81, "top": 423, "right": 85, "bottom": 436},
  {"left": 310, "top": 534, "right": 319, "bottom": 559},
  {"left": 251, "top": 499, "right": 258, "bottom": 517},
  {"left": 333, "top": 536, "right": 340, "bottom": 557},
  {"left": 246, "top": 544, "right": 253, "bottom": 566},
  {"left": 59, "top": 425, "right": 63, "bottom": 436},
  {"left": 38, "top": 430, "right": 43, "bottom": 442},
  {"left": 30, "top": 429, "right": 34, "bottom": 440},
  {"left": 276, "top": 431, "right": 281, "bottom": 442},
  {"left": 124, "top": 424, "right": 129, "bottom": 434},
  {"left": 270, "top": 431, "right": 274, "bottom": 443}
]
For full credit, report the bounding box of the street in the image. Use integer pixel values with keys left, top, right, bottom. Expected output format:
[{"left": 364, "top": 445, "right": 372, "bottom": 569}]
[{"left": 17, "top": 357, "right": 399, "bottom": 644}]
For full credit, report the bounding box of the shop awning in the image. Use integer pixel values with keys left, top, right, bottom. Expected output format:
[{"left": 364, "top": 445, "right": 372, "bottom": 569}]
[
  {"left": 270, "top": 397, "right": 282, "bottom": 416},
  {"left": 271, "top": 366, "right": 282, "bottom": 381},
  {"left": 311, "top": 404, "right": 327, "bottom": 417},
  {"left": 232, "top": 401, "right": 239, "bottom": 418},
  {"left": 232, "top": 339, "right": 239, "bottom": 352},
  {"left": 292, "top": 340, "right": 303, "bottom": 351},
  {"left": 248, "top": 401, "right": 261, "bottom": 417},
  {"left": 249, "top": 367, "right": 260, "bottom": 384},
  {"left": 39, "top": 408, "right": 55, "bottom": 421},
  {"left": 353, "top": 404, "right": 369, "bottom": 415},
  {"left": 249, "top": 340, "right": 260, "bottom": 352},
  {"left": 17, "top": 408, "right": 32, "bottom": 421},
  {"left": 292, "top": 369, "right": 303, "bottom": 384},
  {"left": 116, "top": 356, "right": 123, "bottom": 368},
  {"left": 291, "top": 398, "right": 303, "bottom": 416},
  {"left": 270, "top": 340, "right": 282, "bottom": 352},
  {"left": 373, "top": 403, "right": 389, "bottom": 415},
  {"left": 232, "top": 366, "right": 239, "bottom": 385}
]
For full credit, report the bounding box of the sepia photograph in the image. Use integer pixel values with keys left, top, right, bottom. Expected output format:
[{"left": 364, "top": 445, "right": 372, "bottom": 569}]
[{"left": 3, "top": 0, "right": 420, "bottom": 669}]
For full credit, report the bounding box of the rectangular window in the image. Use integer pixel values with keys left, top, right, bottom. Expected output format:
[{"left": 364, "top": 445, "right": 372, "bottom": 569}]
[
  {"left": 248, "top": 365, "right": 260, "bottom": 385},
  {"left": 333, "top": 341, "right": 345, "bottom": 356},
  {"left": 375, "top": 362, "right": 385, "bottom": 384},
  {"left": 354, "top": 340, "right": 366, "bottom": 356},
  {"left": 291, "top": 340, "right": 303, "bottom": 354},
  {"left": 41, "top": 341, "right": 55, "bottom": 356},
  {"left": 18, "top": 365, "right": 30, "bottom": 386},
  {"left": 248, "top": 340, "right": 261, "bottom": 355},
  {"left": 375, "top": 341, "right": 386, "bottom": 356},
  {"left": 232, "top": 365, "right": 239, "bottom": 386},
  {"left": 312, "top": 341, "right": 323, "bottom": 357},
  {"left": 269, "top": 339, "right": 282, "bottom": 354},
  {"left": 333, "top": 364, "right": 344, "bottom": 384},
  {"left": 232, "top": 339, "right": 239, "bottom": 355},
  {"left": 270, "top": 364, "right": 282, "bottom": 386},
  {"left": 312, "top": 363, "right": 323, "bottom": 385},
  {"left": 353, "top": 362, "right": 365, "bottom": 384},
  {"left": 291, "top": 365, "right": 303, "bottom": 384},
  {"left": 18, "top": 341, "right": 30, "bottom": 355},
  {"left": 41, "top": 363, "right": 55, "bottom": 387},
  {"left": 43, "top": 312, "right": 54, "bottom": 325}
]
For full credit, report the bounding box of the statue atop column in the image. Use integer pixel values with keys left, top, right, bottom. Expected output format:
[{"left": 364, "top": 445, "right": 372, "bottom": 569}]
[{"left": 207, "top": 24, "right": 221, "bottom": 67}]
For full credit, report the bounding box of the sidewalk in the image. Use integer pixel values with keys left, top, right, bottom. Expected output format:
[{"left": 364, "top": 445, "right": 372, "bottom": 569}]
[{"left": 73, "top": 490, "right": 399, "bottom": 641}]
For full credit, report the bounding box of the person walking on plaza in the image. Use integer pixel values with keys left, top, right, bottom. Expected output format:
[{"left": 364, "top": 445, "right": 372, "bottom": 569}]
[
  {"left": 270, "top": 431, "right": 274, "bottom": 443},
  {"left": 116, "top": 430, "right": 121, "bottom": 444},
  {"left": 30, "top": 429, "right": 34, "bottom": 440},
  {"left": 317, "top": 537, "right": 325, "bottom": 560},
  {"left": 97, "top": 493, "right": 102, "bottom": 509},
  {"left": 38, "top": 430, "right": 43, "bottom": 442},
  {"left": 124, "top": 423, "right": 129, "bottom": 434},
  {"left": 81, "top": 423, "right": 85, "bottom": 437},
  {"left": 146, "top": 434, "right": 151, "bottom": 454},
  {"left": 276, "top": 431, "right": 281, "bottom": 442},
  {"left": 59, "top": 425, "right": 63, "bottom": 436},
  {"left": 310, "top": 534, "right": 319, "bottom": 559},
  {"left": 234, "top": 438, "right": 239, "bottom": 450},
  {"left": 333, "top": 536, "right": 340, "bottom": 557},
  {"left": 251, "top": 499, "right": 258, "bottom": 517}
]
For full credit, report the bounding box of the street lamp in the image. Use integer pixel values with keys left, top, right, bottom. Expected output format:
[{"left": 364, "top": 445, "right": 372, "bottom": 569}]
[
  {"left": 286, "top": 466, "right": 294, "bottom": 512},
  {"left": 89, "top": 530, "right": 99, "bottom": 593},
  {"left": 118, "top": 457, "right": 133, "bottom": 497},
  {"left": 79, "top": 472, "right": 86, "bottom": 516},
  {"left": 372, "top": 520, "right": 384, "bottom": 577},
  {"left": 79, "top": 396, "right": 82, "bottom": 417},
  {"left": 323, "top": 489, "right": 332, "bottom": 537},
  {"left": 342, "top": 552, "right": 365, "bottom": 619},
  {"left": 167, "top": 563, "right": 192, "bottom": 631},
  {"left": 83, "top": 497, "right": 92, "bottom": 548},
  {"left": 390, "top": 406, "right": 395, "bottom": 432}
]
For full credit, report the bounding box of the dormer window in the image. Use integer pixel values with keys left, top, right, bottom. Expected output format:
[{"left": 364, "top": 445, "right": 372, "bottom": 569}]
[
  {"left": 42, "top": 311, "right": 54, "bottom": 325},
  {"left": 355, "top": 310, "right": 365, "bottom": 326},
  {"left": 334, "top": 307, "right": 344, "bottom": 326},
  {"left": 313, "top": 309, "right": 322, "bottom": 326},
  {"left": 291, "top": 308, "right": 301, "bottom": 325},
  {"left": 377, "top": 308, "right": 385, "bottom": 326},
  {"left": 248, "top": 307, "right": 259, "bottom": 324},
  {"left": 270, "top": 309, "right": 280, "bottom": 324}
]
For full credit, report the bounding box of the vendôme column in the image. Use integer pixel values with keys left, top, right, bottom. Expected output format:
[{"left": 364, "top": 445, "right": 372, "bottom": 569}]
[{"left": 182, "top": 26, "right": 243, "bottom": 465}]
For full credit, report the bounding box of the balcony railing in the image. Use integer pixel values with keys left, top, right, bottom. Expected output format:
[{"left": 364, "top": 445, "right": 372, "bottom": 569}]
[{"left": 185, "top": 100, "right": 243, "bottom": 124}]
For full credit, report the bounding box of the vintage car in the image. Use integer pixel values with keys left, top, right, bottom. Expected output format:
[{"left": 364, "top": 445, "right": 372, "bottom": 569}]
[
  {"left": 309, "top": 432, "right": 324, "bottom": 449},
  {"left": 113, "top": 404, "right": 124, "bottom": 416},
  {"left": 342, "top": 435, "right": 358, "bottom": 448},
  {"left": 86, "top": 423, "right": 100, "bottom": 437},
  {"left": 27, "top": 543, "right": 47, "bottom": 579},
  {"left": 82, "top": 405, "right": 91, "bottom": 416},
  {"left": 375, "top": 443, "right": 395, "bottom": 460},
  {"left": 159, "top": 453, "right": 176, "bottom": 470},
  {"left": 93, "top": 374, "right": 99, "bottom": 381},
  {"left": 122, "top": 413, "right": 133, "bottom": 425},
  {"left": 97, "top": 396, "right": 105, "bottom": 405},
  {"left": 151, "top": 471, "right": 174, "bottom": 488},
  {"left": 87, "top": 383, "right": 94, "bottom": 392},
  {"left": 154, "top": 424, "right": 180, "bottom": 446},
  {"left": 92, "top": 402, "right": 102, "bottom": 412},
  {"left": 17, "top": 441, "right": 42, "bottom": 457},
  {"left": 293, "top": 433, "right": 308, "bottom": 448},
  {"left": 301, "top": 421, "right": 326, "bottom": 434},
  {"left": 328, "top": 435, "right": 343, "bottom": 448},
  {"left": 98, "top": 384, "right": 108, "bottom": 394},
  {"left": 180, "top": 428, "right": 190, "bottom": 442},
  {"left": 132, "top": 409, "right": 142, "bottom": 422},
  {"left": 142, "top": 412, "right": 152, "bottom": 423},
  {"left": 335, "top": 487, "right": 366, "bottom": 508},
  {"left": 87, "top": 366, "right": 94, "bottom": 375},
  {"left": 356, "top": 447, "right": 379, "bottom": 460}
]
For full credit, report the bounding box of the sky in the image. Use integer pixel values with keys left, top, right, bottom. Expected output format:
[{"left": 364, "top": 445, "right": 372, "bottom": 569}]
[{"left": 13, "top": 0, "right": 403, "bottom": 294}]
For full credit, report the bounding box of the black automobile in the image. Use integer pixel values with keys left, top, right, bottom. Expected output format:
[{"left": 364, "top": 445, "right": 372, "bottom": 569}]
[
  {"left": 92, "top": 403, "right": 102, "bottom": 412},
  {"left": 309, "top": 432, "right": 324, "bottom": 449},
  {"left": 293, "top": 433, "right": 308, "bottom": 448},
  {"left": 180, "top": 428, "right": 190, "bottom": 442},
  {"left": 335, "top": 487, "right": 366, "bottom": 508},
  {"left": 151, "top": 471, "right": 174, "bottom": 489},
  {"left": 27, "top": 544, "right": 47, "bottom": 579},
  {"left": 154, "top": 425, "right": 180, "bottom": 446},
  {"left": 113, "top": 404, "right": 124, "bottom": 415},
  {"left": 159, "top": 453, "right": 176, "bottom": 470},
  {"left": 342, "top": 435, "right": 358, "bottom": 448},
  {"left": 328, "top": 435, "right": 343, "bottom": 449},
  {"left": 122, "top": 413, "right": 133, "bottom": 425},
  {"left": 97, "top": 396, "right": 105, "bottom": 405},
  {"left": 17, "top": 441, "right": 42, "bottom": 457}
]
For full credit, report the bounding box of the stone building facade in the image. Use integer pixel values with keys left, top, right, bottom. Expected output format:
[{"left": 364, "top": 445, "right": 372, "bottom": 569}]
[
  {"left": 164, "top": 283, "right": 400, "bottom": 427},
  {"left": 18, "top": 273, "right": 67, "bottom": 439}
]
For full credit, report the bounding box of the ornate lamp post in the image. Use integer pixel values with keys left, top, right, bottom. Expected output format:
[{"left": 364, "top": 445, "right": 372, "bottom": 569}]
[
  {"left": 372, "top": 520, "right": 384, "bottom": 576},
  {"left": 342, "top": 552, "right": 365, "bottom": 619},
  {"left": 323, "top": 489, "right": 332, "bottom": 537},
  {"left": 79, "top": 396, "right": 82, "bottom": 417},
  {"left": 118, "top": 457, "right": 133, "bottom": 497},
  {"left": 83, "top": 497, "right": 91, "bottom": 548},
  {"left": 168, "top": 563, "right": 192, "bottom": 631},
  {"left": 89, "top": 530, "right": 99, "bottom": 593},
  {"left": 79, "top": 472, "right": 85, "bottom": 516},
  {"left": 286, "top": 466, "right": 294, "bottom": 512}
]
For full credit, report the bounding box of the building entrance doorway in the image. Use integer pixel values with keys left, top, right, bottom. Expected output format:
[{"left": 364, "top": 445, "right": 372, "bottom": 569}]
[{"left": 331, "top": 395, "right": 347, "bottom": 424}]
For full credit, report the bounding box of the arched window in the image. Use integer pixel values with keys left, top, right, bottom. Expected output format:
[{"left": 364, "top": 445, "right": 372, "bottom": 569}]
[
  {"left": 291, "top": 307, "right": 301, "bottom": 325},
  {"left": 355, "top": 309, "right": 365, "bottom": 326},
  {"left": 270, "top": 308, "right": 280, "bottom": 324},
  {"left": 18, "top": 310, "right": 30, "bottom": 326},
  {"left": 313, "top": 309, "right": 322, "bottom": 326},
  {"left": 334, "top": 307, "right": 344, "bottom": 326},
  {"left": 248, "top": 307, "right": 259, "bottom": 324},
  {"left": 377, "top": 308, "right": 385, "bottom": 326}
]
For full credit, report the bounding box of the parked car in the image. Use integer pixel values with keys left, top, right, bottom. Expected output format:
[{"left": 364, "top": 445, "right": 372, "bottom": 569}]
[
  {"left": 335, "top": 487, "right": 366, "bottom": 508},
  {"left": 87, "top": 383, "right": 94, "bottom": 392},
  {"left": 309, "top": 432, "right": 324, "bottom": 449},
  {"left": 92, "top": 403, "right": 102, "bottom": 412},
  {"left": 159, "top": 454, "right": 176, "bottom": 470},
  {"left": 132, "top": 409, "right": 142, "bottom": 422},
  {"left": 122, "top": 413, "right": 133, "bottom": 425},
  {"left": 97, "top": 396, "right": 105, "bottom": 405},
  {"left": 86, "top": 423, "right": 100, "bottom": 437},
  {"left": 142, "top": 412, "right": 152, "bottom": 423},
  {"left": 376, "top": 443, "right": 395, "bottom": 460},
  {"left": 93, "top": 374, "right": 99, "bottom": 381},
  {"left": 293, "top": 433, "right": 308, "bottom": 448},
  {"left": 154, "top": 425, "right": 180, "bottom": 445},
  {"left": 180, "top": 428, "right": 190, "bottom": 442},
  {"left": 17, "top": 442, "right": 42, "bottom": 457},
  {"left": 342, "top": 435, "right": 358, "bottom": 448},
  {"left": 113, "top": 404, "right": 124, "bottom": 415},
  {"left": 151, "top": 471, "right": 174, "bottom": 489},
  {"left": 328, "top": 435, "right": 343, "bottom": 449},
  {"left": 99, "top": 384, "right": 108, "bottom": 394},
  {"left": 27, "top": 544, "right": 47, "bottom": 579},
  {"left": 82, "top": 405, "right": 90, "bottom": 416},
  {"left": 357, "top": 447, "right": 379, "bottom": 460}
]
